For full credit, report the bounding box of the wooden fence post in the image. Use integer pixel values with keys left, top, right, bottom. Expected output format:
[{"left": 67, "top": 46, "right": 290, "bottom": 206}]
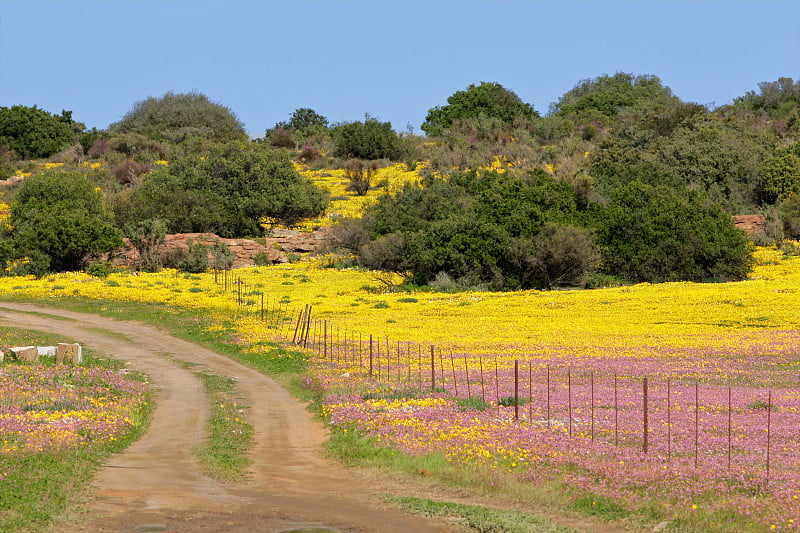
[
  {"left": 450, "top": 352, "right": 459, "bottom": 396},
  {"left": 430, "top": 345, "right": 436, "bottom": 392},
  {"left": 766, "top": 390, "right": 772, "bottom": 485},
  {"left": 590, "top": 372, "right": 595, "bottom": 442},
  {"left": 643, "top": 377, "right": 649, "bottom": 454},
  {"left": 514, "top": 360, "right": 519, "bottom": 420},
  {"left": 568, "top": 369, "right": 573, "bottom": 438},
  {"left": 465, "top": 355, "right": 471, "bottom": 398},
  {"left": 546, "top": 365, "right": 551, "bottom": 431}
]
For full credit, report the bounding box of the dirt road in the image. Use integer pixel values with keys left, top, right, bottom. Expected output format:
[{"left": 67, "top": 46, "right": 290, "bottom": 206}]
[{"left": 0, "top": 302, "right": 461, "bottom": 533}]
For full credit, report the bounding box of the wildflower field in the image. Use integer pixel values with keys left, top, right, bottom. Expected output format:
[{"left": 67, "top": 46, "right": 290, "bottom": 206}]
[
  {"left": 1, "top": 246, "right": 799, "bottom": 531},
  {"left": 291, "top": 162, "right": 424, "bottom": 230},
  {"left": 0, "top": 327, "right": 150, "bottom": 530}
]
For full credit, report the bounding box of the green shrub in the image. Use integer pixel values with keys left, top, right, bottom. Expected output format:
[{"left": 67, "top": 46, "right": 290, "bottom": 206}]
[
  {"left": 10, "top": 171, "right": 123, "bottom": 273},
  {"left": 210, "top": 241, "right": 234, "bottom": 270},
  {"left": 333, "top": 117, "right": 399, "bottom": 160},
  {"left": 422, "top": 81, "right": 538, "bottom": 136},
  {"left": 177, "top": 240, "right": 209, "bottom": 273},
  {"left": 454, "top": 396, "right": 491, "bottom": 411},
  {"left": 109, "top": 91, "right": 247, "bottom": 143},
  {"left": 120, "top": 142, "right": 329, "bottom": 235},
  {"left": 497, "top": 395, "right": 527, "bottom": 407},
  {"left": 85, "top": 261, "right": 113, "bottom": 278},
  {"left": 0, "top": 105, "right": 78, "bottom": 159},
  {"left": 253, "top": 251, "right": 273, "bottom": 266}
]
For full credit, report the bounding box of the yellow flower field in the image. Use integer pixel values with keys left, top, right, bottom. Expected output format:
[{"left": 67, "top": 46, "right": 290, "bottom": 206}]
[
  {"left": 291, "top": 162, "right": 424, "bottom": 230},
  {"left": 1, "top": 246, "right": 799, "bottom": 382}
]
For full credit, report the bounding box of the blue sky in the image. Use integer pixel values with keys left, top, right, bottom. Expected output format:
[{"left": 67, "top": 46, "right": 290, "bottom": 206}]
[{"left": 1, "top": 1, "right": 798, "bottom": 137}]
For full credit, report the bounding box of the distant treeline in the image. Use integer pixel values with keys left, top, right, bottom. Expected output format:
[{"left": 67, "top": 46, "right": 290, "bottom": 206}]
[{"left": 1, "top": 75, "right": 798, "bottom": 289}]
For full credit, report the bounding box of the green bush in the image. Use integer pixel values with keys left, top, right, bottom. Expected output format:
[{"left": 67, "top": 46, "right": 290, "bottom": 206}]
[
  {"left": 333, "top": 117, "right": 399, "bottom": 160},
  {"left": 253, "top": 251, "right": 273, "bottom": 266},
  {"left": 9, "top": 170, "right": 123, "bottom": 273},
  {"left": 422, "top": 81, "right": 538, "bottom": 136},
  {"left": 758, "top": 152, "right": 800, "bottom": 203},
  {"left": 497, "top": 395, "right": 526, "bottom": 407},
  {"left": 268, "top": 108, "right": 329, "bottom": 148},
  {"left": 210, "top": 241, "right": 234, "bottom": 270},
  {"left": 85, "top": 261, "right": 114, "bottom": 278},
  {"left": 177, "top": 240, "right": 209, "bottom": 273},
  {"left": 124, "top": 218, "right": 167, "bottom": 272},
  {"left": 509, "top": 224, "right": 601, "bottom": 289},
  {"left": 594, "top": 181, "right": 754, "bottom": 283},
  {"left": 120, "top": 142, "right": 329, "bottom": 236},
  {"left": 109, "top": 91, "right": 247, "bottom": 143},
  {"left": 0, "top": 105, "right": 78, "bottom": 159}
]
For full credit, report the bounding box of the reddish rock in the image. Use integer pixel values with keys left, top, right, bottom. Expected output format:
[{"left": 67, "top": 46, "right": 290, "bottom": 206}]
[
  {"left": 112, "top": 229, "right": 331, "bottom": 269},
  {"left": 732, "top": 215, "right": 767, "bottom": 236}
]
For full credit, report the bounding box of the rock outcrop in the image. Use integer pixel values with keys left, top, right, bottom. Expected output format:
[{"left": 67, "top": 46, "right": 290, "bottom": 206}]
[
  {"left": 732, "top": 215, "right": 767, "bottom": 237},
  {"left": 112, "top": 228, "right": 331, "bottom": 269}
]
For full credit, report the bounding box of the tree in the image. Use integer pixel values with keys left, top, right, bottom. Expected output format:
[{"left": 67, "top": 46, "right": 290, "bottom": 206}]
[
  {"left": 553, "top": 73, "right": 678, "bottom": 120},
  {"left": 269, "top": 108, "right": 329, "bottom": 140},
  {"left": 758, "top": 151, "right": 800, "bottom": 203},
  {"left": 358, "top": 169, "right": 585, "bottom": 289},
  {"left": 344, "top": 159, "right": 377, "bottom": 195},
  {"left": 593, "top": 181, "right": 753, "bottom": 283},
  {"left": 122, "top": 142, "right": 329, "bottom": 236},
  {"left": 333, "top": 117, "right": 399, "bottom": 160},
  {"left": 734, "top": 77, "right": 799, "bottom": 116},
  {"left": 0, "top": 105, "right": 77, "bottom": 159},
  {"left": 109, "top": 91, "right": 247, "bottom": 143},
  {"left": 422, "top": 82, "right": 538, "bottom": 136},
  {"left": 10, "top": 170, "right": 122, "bottom": 272},
  {"left": 510, "top": 224, "right": 600, "bottom": 289},
  {"left": 124, "top": 218, "right": 167, "bottom": 272}
]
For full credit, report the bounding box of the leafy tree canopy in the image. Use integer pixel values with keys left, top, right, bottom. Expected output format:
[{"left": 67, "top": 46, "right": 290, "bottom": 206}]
[
  {"left": 592, "top": 181, "right": 753, "bottom": 283},
  {"left": 273, "top": 108, "right": 329, "bottom": 135},
  {"left": 0, "top": 105, "right": 78, "bottom": 159},
  {"left": 109, "top": 91, "right": 247, "bottom": 143},
  {"left": 734, "top": 77, "right": 799, "bottom": 116},
  {"left": 359, "top": 169, "right": 586, "bottom": 289},
  {"left": 332, "top": 117, "right": 399, "bottom": 160},
  {"left": 10, "top": 170, "right": 122, "bottom": 273},
  {"left": 122, "top": 142, "right": 329, "bottom": 236},
  {"left": 552, "top": 72, "right": 679, "bottom": 120},
  {"left": 422, "top": 82, "right": 538, "bottom": 136}
]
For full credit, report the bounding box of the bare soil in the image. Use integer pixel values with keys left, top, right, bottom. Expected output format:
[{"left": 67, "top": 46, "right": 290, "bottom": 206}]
[{"left": 0, "top": 302, "right": 632, "bottom": 533}]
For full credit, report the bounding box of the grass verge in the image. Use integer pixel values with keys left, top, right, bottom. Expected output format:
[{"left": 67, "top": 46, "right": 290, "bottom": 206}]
[
  {"left": 382, "top": 494, "right": 581, "bottom": 533},
  {"left": 0, "top": 327, "right": 153, "bottom": 532},
  {"left": 192, "top": 370, "right": 254, "bottom": 482}
]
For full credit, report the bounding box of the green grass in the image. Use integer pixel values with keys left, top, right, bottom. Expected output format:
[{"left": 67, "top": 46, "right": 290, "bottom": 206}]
[
  {"left": 383, "top": 495, "right": 581, "bottom": 533},
  {"left": 0, "top": 327, "right": 153, "bottom": 532},
  {"left": 192, "top": 370, "right": 254, "bottom": 482}
]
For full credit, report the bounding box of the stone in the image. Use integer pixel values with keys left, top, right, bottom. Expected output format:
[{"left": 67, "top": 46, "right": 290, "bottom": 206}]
[
  {"left": 11, "top": 346, "right": 38, "bottom": 363},
  {"left": 732, "top": 215, "right": 766, "bottom": 237},
  {"left": 57, "top": 343, "right": 82, "bottom": 364},
  {"left": 37, "top": 346, "right": 57, "bottom": 357},
  {"left": 109, "top": 228, "right": 333, "bottom": 269},
  {"left": 652, "top": 521, "right": 671, "bottom": 532}
]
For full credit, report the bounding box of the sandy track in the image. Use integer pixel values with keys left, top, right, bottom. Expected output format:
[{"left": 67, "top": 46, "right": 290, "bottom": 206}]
[{"left": 0, "top": 302, "right": 460, "bottom": 533}]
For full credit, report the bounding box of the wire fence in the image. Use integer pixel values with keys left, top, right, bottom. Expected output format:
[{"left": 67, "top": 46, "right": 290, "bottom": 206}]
[{"left": 217, "top": 272, "right": 800, "bottom": 485}]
